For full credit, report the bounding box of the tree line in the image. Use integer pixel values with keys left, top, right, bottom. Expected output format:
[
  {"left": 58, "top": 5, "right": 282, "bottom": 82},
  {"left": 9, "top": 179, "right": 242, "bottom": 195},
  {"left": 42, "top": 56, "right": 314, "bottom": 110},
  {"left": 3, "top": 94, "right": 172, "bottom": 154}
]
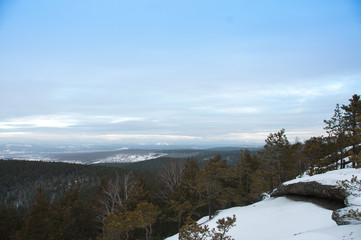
[{"left": 0, "top": 94, "right": 360, "bottom": 240}]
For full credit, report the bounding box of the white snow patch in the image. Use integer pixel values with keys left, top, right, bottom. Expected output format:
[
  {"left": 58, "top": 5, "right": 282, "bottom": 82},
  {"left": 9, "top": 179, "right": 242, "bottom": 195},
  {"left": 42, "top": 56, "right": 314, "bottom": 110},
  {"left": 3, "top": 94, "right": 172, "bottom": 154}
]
[
  {"left": 93, "top": 152, "right": 167, "bottom": 164},
  {"left": 284, "top": 168, "right": 361, "bottom": 186},
  {"left": 346, "top": 195, "right": 361, "bottom": 206}
]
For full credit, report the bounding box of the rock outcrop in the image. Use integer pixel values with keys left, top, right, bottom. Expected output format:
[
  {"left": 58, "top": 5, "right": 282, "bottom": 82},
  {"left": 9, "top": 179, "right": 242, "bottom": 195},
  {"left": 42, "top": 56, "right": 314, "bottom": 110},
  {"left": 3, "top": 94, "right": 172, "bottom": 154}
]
[
  {"left": 270, "top": 169, "right": 361, "bottom": 225},
  {"left": 271, "top": 181, "right": 347, "bottom": 201}
]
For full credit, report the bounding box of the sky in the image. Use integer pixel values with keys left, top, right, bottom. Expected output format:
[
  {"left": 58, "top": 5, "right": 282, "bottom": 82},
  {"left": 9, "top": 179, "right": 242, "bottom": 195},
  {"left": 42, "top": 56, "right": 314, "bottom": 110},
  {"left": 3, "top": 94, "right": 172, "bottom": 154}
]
[{"left": 0, "top": 0, "right": 360, "bottom": 147}]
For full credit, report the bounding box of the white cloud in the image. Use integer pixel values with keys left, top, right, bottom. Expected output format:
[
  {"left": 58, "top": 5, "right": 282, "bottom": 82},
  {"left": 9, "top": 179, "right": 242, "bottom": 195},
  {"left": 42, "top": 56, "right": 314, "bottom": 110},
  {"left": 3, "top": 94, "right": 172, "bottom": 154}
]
[
  {"left": 109, "top": 117, "right": 144, "bottom": 123},
  {"left": 217, "top": 107, "right": 260, "bottom": 114},
  {"left": 0, "top": 115, "right": 77, "bottom": 129},
  {"left": 0, "top": 114, "right": 144, "bottom": 130},
  {"left": 97, "top": 134, "right": 202, "bottom": 141},
  {"left": 212, "top": 132, "right": 270, "bottom": 142},
  {"left": 190, "top": 106, "right": 260, "bottom": 114},
  {"left": 0, "top": 132, "right": 202, "bottom": 143},
  {"left": 0, "top": 132, "right": 30, "bottom": 137},
  {"left": 326, "top": 82, "right": 343, "bottom": 91}
]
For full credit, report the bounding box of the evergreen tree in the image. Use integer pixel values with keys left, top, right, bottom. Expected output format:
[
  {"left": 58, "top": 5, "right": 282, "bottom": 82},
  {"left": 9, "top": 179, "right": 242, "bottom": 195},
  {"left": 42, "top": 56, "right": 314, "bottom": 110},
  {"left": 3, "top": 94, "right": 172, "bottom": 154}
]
[
  {"left": 260, "top": 129, "right": 295, "bottom": 190},
  {"left": 324, "top": 104, "right": 348, "bottom": 168},
  {"left": 0, "top": 205, "right": 23, "bottom": 240},
  {"left": 135, "top": 201, "right": 160, "bottom": 240},
  {"left": 248, "top": 169, "right": 269, "bottom": 201},
  {"left": 167, "top": 200, "right": 192, "bottom": 230},
  {"left": 195, "top": 155, "right": 229, "bottom": 219},
  {"left": 303, "top": 136, "right": 329, "bottom": 174},
  {"left": 236, "top": 149, "right": 260, "bottom": 204},
  {"left": 342, "top": 94, "right": 361, "bottom": 166},
  {"left": 178, "top": 157, "right": 199, "bottom": 203},
  {"left": 179, "top": 215, "right": 236, "bottom": 240},
  {"left": 50, "top": 185, "right": 97, "bottom": 239},
  {"left": 124, "top": 173, "right": 150, "bottom": 211},
  {"left": 18, "top": 186, "right": 52, "bottom": 240},
  {"left": 101, "top": 210, "right": 139, "bottom": 240}
]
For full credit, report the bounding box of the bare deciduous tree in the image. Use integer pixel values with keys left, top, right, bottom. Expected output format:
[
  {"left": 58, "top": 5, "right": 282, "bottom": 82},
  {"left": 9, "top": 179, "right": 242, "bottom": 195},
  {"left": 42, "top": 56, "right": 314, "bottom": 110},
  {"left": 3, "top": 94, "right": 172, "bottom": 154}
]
[
  {"left": 97, "top": 172, "right": 136, "bottom": 221},
  {"left": 158, "top": 160, "right": 186, "bottom": 200}
]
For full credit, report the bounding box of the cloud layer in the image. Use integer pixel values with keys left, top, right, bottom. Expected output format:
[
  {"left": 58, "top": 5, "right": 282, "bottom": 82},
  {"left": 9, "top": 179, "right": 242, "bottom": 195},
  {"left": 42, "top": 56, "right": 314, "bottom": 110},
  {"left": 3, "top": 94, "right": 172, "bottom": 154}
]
[{"left": 0, "top": 0, "right": 360, "bottom": 146}]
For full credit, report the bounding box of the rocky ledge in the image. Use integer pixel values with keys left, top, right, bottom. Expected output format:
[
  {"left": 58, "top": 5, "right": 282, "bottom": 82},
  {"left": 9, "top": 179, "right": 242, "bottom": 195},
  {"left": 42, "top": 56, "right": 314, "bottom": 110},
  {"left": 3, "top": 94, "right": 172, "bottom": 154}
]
[
  {"left": 270, "top": 169, "right": 361, "bottom": 225},
  {"left": 271, "top": 180, "right": 347, "bottom": 201}
]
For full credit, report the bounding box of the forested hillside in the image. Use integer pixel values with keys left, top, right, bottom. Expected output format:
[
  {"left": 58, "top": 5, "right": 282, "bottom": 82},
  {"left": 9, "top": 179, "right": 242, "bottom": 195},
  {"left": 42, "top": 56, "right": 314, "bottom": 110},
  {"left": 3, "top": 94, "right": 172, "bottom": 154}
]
[{"left": 0, "top": 94, "right": 360, "bottom": 240}]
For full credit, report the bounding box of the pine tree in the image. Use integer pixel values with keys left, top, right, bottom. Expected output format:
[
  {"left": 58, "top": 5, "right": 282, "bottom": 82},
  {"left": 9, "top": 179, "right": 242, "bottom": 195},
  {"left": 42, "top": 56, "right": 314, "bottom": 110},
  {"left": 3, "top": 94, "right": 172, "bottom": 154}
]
[
  {"left": 303, "top": 136, "right": 330, "bottom": 174},
  {"left": 195, "top": 155, "right": 228, "bottom": 219},
  {"left": 167, "top": 200, "right": 192, "bottom": 230},
  {"left": 0, "top": 205, "right": 23, "bottom": 240},
  {"left": 342, "top": 94, "right": 361, "bottom": 166},
  {"left": 179, "top": 216, "right": 210, "bottom": 240},
  {"left": 260, "top": 129, "right": 295, "bottom": 190},
  {"left": 124, "top": 173, "right": 150, "bottom": 211},
  {"left": 101, "top": 210, "right": 139, "bottom": 240},
  {"left": 179, "top": 215, "right": 236, "bottom": 240},
  {"left": 324, "top": 104, "right": 348, "bottom": 168},
  {"left": 19, "top": 186, "right": 52, "bottom": 240},
  {"left": 134, "top": 201, "right": 160, "bottom": 240},
  {"left": 51, "top": 185, "right": 97, "bottom": 239},
  {"left": 236, "top": 150, "right": 260, "bottom": 203}
]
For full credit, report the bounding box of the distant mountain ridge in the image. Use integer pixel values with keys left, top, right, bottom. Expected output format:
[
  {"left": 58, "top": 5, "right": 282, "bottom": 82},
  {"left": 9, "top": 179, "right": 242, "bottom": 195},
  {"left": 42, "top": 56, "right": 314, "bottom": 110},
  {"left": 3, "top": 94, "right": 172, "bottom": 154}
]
[{"left": 0, "top": 144, "right": 261, "bottom": 165}]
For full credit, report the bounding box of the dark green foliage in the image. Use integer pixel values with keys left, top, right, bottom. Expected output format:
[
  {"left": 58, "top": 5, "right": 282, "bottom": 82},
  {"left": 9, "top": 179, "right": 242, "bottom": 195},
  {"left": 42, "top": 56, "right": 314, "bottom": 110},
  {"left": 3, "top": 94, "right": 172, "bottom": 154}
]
[
  {"left": 50, "top": 185, "right": 98, "bottom": 239},
  {"left": 0, "top": 160, "right": 129, "bottom": 209},
  {"left": 342, "top": 94, "right": 361, "bottom": 166},
  {"left": 259, "top": 129, "right": 299, "bottom": 190},
  {"left": 0, "top": 205, "right": 23, "bottom": 240},
  {"left": 179, "top": 215, "right": 236, "bottom": 240},
  {"left": 324, "top": 104, "right": 349, "bottom": 169},
  {"left": 17, "top": 186, "right": 52, "bottom": 240},
  {"left": 303, "top": 136, "right": 330, "bottom": 174},
  {"left": 15, "top": 185, "right": 98, "bottom": 240},
  {"left": 342, "top": 94, "right": 361, "bottom": 146},
  {"left": 236, "top": 150, "right": 261, "bottom": 203}
]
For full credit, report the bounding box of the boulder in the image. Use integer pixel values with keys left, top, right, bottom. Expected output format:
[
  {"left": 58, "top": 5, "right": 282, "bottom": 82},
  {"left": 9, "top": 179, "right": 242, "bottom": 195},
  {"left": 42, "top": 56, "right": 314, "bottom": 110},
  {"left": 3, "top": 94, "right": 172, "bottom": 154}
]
[
  {"left": 332, "top": 206, "right": 361, "bottom": 225},
  {"left": 270, "top": 181, "right": 347, "bottom": 201}
]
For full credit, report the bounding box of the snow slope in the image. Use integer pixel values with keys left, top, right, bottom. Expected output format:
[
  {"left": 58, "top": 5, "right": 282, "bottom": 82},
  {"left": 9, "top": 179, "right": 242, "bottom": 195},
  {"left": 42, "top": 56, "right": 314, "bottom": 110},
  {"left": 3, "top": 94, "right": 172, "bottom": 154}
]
[
  {"left": 166, "top": 197, "right": 361, "bottom": 240},
  {"left": 166, "top": 169, "right": 361, "bottom": 240}
]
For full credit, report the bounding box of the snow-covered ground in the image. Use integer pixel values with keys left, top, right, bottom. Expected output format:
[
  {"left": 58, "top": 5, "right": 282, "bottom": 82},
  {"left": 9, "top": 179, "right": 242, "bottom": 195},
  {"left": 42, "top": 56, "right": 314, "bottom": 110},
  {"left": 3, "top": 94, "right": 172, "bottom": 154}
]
[
  {"left": 284, "top": 168, "right": 361, "bottom": 186},
  {"left": 166, "top": 169, "right": 361, "bottom": 240},
  {"left": 92, "top": 152, "right": 168, "bottom": 164},
  {"left": 166, "top": 196, "right": 361, "bottom": 240}
]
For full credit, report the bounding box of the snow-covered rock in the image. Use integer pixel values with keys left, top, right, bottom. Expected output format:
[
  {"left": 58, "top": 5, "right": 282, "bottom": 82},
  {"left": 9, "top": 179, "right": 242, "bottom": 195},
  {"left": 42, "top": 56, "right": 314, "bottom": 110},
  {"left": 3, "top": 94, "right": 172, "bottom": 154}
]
[
  {"left": 272, "top": 169, "right": 361, "bottom": 201},
  {"left": 271, "top": 168, "right": 361, "bottom": 226},
  {"left": 332, "top": 206, "right": 361, "bottom": 225},
  {"left": 284, "top": 168, "right": 361, "bottom": 186}
]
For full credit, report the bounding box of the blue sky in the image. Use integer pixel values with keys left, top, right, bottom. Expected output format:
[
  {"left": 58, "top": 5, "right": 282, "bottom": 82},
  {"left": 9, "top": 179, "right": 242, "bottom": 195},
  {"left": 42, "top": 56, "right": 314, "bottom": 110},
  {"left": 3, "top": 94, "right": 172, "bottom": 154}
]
[{"left": 0, "top": 0, "right": 360, "bottom": 146}]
